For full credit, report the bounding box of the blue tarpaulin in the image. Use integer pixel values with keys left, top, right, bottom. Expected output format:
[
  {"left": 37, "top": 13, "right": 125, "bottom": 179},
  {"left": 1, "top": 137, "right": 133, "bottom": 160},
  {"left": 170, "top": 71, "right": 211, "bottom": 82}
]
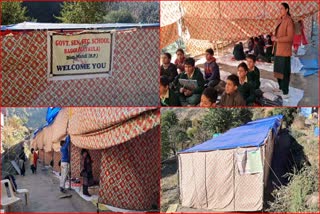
[
  {"left": 180, "top": 115, "right": 283, "bottom": 153},
  {"left": 46, "top": 107, "right": 62, "bottom": 124},
  {"left": 300, "top": 58, "right": 319, "bottom": 77},
  {"left": 314, "top": 127, "right": 319, "bottom": 137},
  {"left": 33, "top": 107, "right": 61, "bottom": 138},
  {"left": 300, "top": 58, "right": 319, "bottom": 70},
  {"left": 300, "top": 107, "right": 312, "bottom": 117}
]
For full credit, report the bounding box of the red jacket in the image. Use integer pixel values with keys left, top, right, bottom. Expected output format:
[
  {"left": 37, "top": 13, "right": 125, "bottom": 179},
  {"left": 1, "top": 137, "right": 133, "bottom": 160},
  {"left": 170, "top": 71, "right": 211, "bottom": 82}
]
[{"left": 33, "top": 152, "right": 38, "bottom": 167}]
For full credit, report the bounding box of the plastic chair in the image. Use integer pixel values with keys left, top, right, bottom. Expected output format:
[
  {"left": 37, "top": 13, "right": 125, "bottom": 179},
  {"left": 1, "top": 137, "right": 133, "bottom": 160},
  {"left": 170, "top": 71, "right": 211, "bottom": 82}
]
[
  {"left": 16, "top": 189, "right": 29, "bottom": 205},
  {"left": 1, "top": 179, "right": 21, "bottom": 212},
  {"left": 7, "top": 177, "right": 29, "bottom": 205}
]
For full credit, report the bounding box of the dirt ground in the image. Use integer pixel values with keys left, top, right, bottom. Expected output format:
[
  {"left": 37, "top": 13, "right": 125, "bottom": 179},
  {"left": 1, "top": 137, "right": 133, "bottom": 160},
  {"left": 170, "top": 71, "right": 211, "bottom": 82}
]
[{"left": 5, "top": 162, "right": 96, "bottom": 212}]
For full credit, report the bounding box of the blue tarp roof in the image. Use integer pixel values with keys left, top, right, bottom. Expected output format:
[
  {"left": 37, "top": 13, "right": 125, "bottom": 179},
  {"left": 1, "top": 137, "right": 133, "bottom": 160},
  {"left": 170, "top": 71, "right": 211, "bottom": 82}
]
[
  {"left": 180, "top": 115, "right": 283, "bottom": 153},
  {"left": 46, "top": 107, "right": 62, "bottom": 124},
  {"left": 1, "top": 22, "right": 159, "bottom": 31},
  {"left": 33, "top": 107, "right": 62, "bottom": 138},
  {"left": 300, "top": 107, "right": 312, "bottom": 117}
]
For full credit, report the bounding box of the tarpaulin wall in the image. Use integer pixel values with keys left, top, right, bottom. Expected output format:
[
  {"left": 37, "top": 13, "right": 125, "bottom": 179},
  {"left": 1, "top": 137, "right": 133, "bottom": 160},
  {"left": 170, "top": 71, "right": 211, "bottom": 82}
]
[
  {"left": 44, "top": 151, "right": 53, "bottom": 166},
  {"left": 160, "top": 1, "right": 182, "bottom": 49},
  {"left": 53, "top": 151, "right": 61, "bottom": 172},
  {"left": 99, "top": 126, "right": 160, "bottom": 211},
  {"left": 2, "top": 28, "right": 159, "bottom": 106},
  {"left": 38, "top": 149, "right": 44, "bottom": 162},
  {"left": 178, "top": 130, "right": 275, "bottom": 211},
  {"left": 160, "top": 1, "right": 318, "bottom": 55},
  {"left": 70, "top": 144, "right": 81, "bottom": 178}
]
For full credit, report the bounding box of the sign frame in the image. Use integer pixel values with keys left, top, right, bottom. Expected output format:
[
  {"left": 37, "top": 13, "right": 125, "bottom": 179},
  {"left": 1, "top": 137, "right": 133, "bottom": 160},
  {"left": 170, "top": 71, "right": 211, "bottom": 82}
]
[{"left": 47, "top": 30, "right": 115, "bottom": 81}]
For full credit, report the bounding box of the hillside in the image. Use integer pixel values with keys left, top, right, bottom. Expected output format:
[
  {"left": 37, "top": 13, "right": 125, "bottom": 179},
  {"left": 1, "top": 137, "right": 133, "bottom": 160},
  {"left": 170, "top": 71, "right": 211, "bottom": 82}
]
[
  {"left": 23, "top": 2, "right": 61, "bottom": 23},
  {"left": 161, "top": 108, "right": 209, "bottom": 122},
  {"left": 22, "top": 2, "right": 159, "bottom": 23},
  {"left": 6, "top": 108, "right": 47, "bottom": 131}
]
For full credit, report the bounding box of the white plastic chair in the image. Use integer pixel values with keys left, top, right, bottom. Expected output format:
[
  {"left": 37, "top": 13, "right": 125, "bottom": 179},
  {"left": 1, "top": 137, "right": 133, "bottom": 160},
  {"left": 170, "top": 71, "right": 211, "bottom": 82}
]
[
  {"left": 15, "top": 189, "right": 29, "bottom": 205},
  {"left": 1, "top": 179, "right": 21, "bottom": 212},
  {"left": 7, "top": 178, "right": 29, "bottom": 205}
]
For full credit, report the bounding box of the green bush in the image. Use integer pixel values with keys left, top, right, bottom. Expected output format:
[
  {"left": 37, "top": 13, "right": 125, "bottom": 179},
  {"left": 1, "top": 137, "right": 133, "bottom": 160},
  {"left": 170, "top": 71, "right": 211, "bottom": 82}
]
[
  {"left": 104, "top": 10, "right": 135, "bottom": 23},
  {"left": 267, "top": 165, "right": 319, "bottom": 212},
  {"left": 2, "top": 2, "right": 30, "bottom": 25}
]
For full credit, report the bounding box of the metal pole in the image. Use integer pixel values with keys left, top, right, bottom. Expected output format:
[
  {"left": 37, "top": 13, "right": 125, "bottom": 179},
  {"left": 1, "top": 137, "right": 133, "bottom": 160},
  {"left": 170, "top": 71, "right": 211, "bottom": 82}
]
[{"left": 68, "top": 137, "right": 72, "bottom": 190}]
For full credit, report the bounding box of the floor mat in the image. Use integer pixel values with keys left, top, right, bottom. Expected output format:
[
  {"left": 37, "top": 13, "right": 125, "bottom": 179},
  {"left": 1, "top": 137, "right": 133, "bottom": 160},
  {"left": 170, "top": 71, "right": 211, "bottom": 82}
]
[{"left": 219, "top": 70, "right": 304, "bottom": 106}]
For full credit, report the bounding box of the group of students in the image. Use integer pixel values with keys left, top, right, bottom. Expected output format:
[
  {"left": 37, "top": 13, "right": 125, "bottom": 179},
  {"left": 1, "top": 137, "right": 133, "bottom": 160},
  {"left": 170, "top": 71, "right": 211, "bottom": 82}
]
[
  {"left": 18, "top": 146, "right": 39, "bottom": 176},
  {"left": 161, "top": 2, "right": 296, "bottom": 107},
  {"left": 160, "top": 48, "right": 261, "bottom": 107},
  {"left": 233, "top": 34, "right": 274, "bottom": 63}
]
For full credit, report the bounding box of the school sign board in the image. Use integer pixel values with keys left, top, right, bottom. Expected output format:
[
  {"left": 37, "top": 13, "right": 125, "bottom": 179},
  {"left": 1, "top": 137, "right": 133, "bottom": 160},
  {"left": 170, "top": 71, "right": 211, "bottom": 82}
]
[{"left": 48, "top": 31, "right": 113, "bottom": 77}]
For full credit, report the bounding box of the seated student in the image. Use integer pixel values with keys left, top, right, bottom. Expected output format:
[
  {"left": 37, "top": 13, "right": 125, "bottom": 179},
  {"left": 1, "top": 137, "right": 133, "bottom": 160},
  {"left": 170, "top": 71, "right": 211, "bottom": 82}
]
[
  {"left": 160, "top": 76, "right": 180, "bottom": 106},
  {"left": 258, "top": 34, "right": 274, "bottom": 63},
  {"left": 219, "top": 74, "right": 246, "bottom": 106},
  {"left": 246, "top": 54, "right": 261, "bottom": 90},
  {"left": 204, "top": 48, "right": 220, "bottom": 88},
  {"left": 253, "top": 37, "right": 265, "bottom": 58},
  {"left": 233, "top": 42, "right": 246, "bottom": 60},
  {"left": 258, "top": 35, "right": 265, "bottom": 47},
  {"left": 245, "top": 37, "right": 254, "bottom": 54},
  {"left": 265, "top": 35, "right": 273, "bottom": 62},
  {"left": 174, "top": 48, "right": 186, "bottom": 74},
  {"left": 237, "top": 62, "right": 255, "bottom": 105},
  {"left": 200, "top": 87, "right": 218, "bottom": 107},
  {"left": 178, "top": 57, "right": 205, "bottom": 106},
  {"left": 160, "top": 53, "right": 178, "bottom": 83}
]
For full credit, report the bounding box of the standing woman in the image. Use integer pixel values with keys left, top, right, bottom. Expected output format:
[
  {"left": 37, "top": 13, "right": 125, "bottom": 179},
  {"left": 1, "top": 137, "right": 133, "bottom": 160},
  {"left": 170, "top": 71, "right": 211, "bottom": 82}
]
[
  {"left": 272, "top": 2, "right": 294, "bottom": 99},
  {"left": 293, "top": 20, "right": 308, "bottom": 54},
  {"left": 80, "top": 149, "right": 93, "bottom": 197},
  {"left": 29, "top": 148, "right": 38, "bottom": 174}
]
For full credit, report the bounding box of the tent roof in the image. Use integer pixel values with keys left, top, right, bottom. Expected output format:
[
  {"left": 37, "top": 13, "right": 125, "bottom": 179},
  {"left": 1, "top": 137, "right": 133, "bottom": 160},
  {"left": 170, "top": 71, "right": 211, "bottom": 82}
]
[
  {"left": 32, "top": 107, "right": 160, "bottom": 152},
  {"left": 160, "top": 1, "right": 318, "bottom": 49},
  {"left": 33, "top": 107, "right": 61, "bottom": 138},
  {"left": 180, "top": 115, "right": 283, "bottom": 153},
  {"left": 1, "top": 22, "right": 159, "bottom": 31}
]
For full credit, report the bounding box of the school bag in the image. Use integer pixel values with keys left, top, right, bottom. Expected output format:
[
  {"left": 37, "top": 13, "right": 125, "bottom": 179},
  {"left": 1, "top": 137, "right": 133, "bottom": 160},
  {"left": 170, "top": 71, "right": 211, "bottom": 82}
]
[{"left": 256, "top": 91, "right": 283, "bottom": 106}]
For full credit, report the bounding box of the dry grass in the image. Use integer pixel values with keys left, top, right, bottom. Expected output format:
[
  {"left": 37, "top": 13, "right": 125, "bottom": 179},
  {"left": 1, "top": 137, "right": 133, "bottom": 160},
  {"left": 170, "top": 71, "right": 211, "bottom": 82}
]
[
  {"left": 160, "top": 162, "right": 179, "bottom": 212},
  {"left": 267, "top": 115, "right": 319, "bottom": 212}
]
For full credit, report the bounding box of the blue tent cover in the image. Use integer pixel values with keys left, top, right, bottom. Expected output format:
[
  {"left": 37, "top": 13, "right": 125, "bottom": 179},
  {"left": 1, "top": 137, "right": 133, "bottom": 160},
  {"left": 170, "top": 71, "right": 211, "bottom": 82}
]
[
  {"left": 180, "top": 115, "right": 283, "bottom": 153},
  {"left": 33, "top": 107, "right": 62, "bottom": 138}
]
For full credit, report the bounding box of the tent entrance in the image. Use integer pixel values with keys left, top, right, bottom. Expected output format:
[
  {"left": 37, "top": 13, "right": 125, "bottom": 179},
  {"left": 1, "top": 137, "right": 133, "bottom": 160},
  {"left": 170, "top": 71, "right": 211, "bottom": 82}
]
[{"left": 70, "top": 144, "right": 102, "bottom": 200}]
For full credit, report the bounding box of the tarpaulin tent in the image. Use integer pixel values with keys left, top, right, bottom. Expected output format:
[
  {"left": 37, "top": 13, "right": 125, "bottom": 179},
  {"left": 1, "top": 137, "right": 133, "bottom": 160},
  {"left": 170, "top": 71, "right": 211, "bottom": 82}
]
[
  {"left": 160, "top": 1, "right": 319, "bottom": 55},
  {"left": 53, "top": 151, "right": 61, "bottom": 173},
  {"left": 178, "top": 115, "right": 283, "bottom": 211},
  {"left": 31, "top": 107, "right": 160, "bottom": 211},
  {"left": 1, "top": 22, "right": 159, "bottom": 106}
]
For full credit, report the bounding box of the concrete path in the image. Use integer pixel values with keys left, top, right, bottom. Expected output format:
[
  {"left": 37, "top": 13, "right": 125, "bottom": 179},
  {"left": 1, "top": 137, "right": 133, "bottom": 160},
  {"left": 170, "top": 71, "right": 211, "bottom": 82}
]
[{"left": 9, "top": 163, "right": 96, "bottom": 212}]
